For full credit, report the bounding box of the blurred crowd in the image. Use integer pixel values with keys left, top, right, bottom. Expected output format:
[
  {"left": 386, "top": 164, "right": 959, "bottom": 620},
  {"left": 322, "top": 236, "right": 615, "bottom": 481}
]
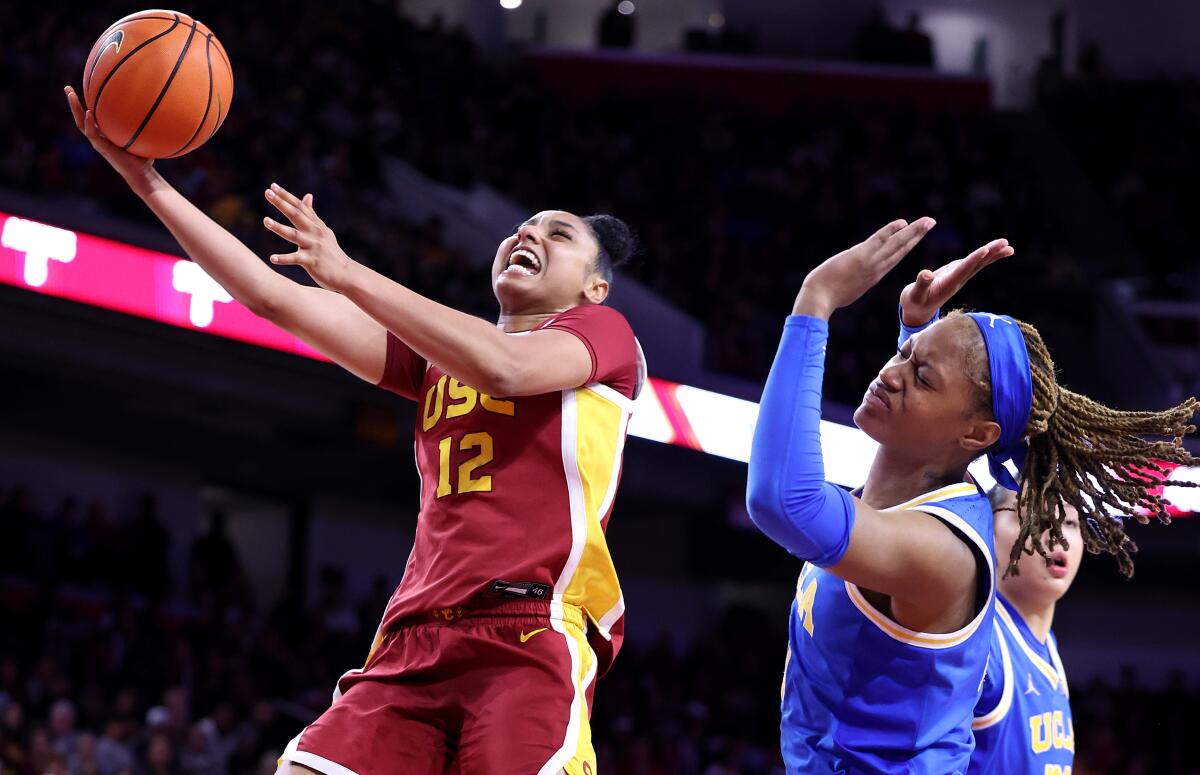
[
  {"left": 1045, "top": 78, "right": 1200, "bottom": 299},
  {"left": 1, "top": 1, "right": 1106, "bottom": 403},
  {"left": 5, "top": 481, "right": 1200, "bottom": 774}
]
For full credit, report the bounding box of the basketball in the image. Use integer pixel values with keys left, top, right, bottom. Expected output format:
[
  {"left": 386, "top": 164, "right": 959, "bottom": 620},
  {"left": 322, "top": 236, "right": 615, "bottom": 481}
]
[{"left": 82, "top": 10, "right": 233, "bottom": 159}]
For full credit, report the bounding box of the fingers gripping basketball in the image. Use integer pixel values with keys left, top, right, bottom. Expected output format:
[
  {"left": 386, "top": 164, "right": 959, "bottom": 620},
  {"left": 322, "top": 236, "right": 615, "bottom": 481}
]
[{"left": 82, "top": 10, "right": 234, "bottom": 158}]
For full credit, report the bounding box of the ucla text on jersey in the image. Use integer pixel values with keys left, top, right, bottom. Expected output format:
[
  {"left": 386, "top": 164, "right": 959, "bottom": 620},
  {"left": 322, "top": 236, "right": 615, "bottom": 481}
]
[{"left": 970, "top": 596, "right": 1073, "bottom": 774}]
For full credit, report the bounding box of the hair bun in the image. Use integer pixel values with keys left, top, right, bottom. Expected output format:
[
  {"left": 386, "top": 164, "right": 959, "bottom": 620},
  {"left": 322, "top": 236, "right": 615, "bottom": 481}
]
[{"left": 584, "top": 214, "right": 637, "bottom": 268}]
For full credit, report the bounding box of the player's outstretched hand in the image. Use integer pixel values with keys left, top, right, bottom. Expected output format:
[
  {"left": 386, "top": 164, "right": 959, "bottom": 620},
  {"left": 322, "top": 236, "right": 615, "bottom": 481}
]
[
  {"left": 63, "top": 86, "right": 154, "bottom": 182},
  {"left": 263, "top": 183, "right": 360, "bottom": 292},
  {"left": 899, "top": 238, "right": 1014, "bottom": 326},
  {"left": 793, "top": 217, "right": 936, "bottom": 319}
]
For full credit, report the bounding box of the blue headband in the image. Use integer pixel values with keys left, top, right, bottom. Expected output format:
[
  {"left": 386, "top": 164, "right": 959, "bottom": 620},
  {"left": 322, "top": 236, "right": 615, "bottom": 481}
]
[{"left": 967, "top": 312, "right": 1033, "bottom": 491}]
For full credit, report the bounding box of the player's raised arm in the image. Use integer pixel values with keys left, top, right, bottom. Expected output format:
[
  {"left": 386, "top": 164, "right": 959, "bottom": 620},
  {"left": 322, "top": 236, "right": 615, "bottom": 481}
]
[
  {"left": 64, "top": 86, "right": 388, "bottom": 385},
  {"left": 894, "top": 238, "right": 1014, "bottom": 349},
  {"left": 747, "top": 218, "right": 1001, "bottom": 631},
  {"left": 263, "top": 185, "right": 614, "bottom": 398}
]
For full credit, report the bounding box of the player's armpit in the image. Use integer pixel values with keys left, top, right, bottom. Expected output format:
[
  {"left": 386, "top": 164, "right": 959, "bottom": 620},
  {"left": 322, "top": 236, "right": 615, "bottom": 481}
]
[
  {"left": 487, "top": 328, "right": 593, "bottom": 397},
  {"left": 262, "top": 283, "right": 389, "bottom": 385},
  {"left": 826, "top": 502, "right": 980, "bottom": 634}
]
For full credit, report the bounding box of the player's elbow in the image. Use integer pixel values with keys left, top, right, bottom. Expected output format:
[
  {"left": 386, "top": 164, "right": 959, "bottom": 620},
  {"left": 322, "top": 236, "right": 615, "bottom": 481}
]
[
  {"left": 238, "top": 277, "right": 283, "bottom": 321},
  {"left": 747, "top": 474, "right": 844, "bottom": 560},
  {"left": 474, "top": 359, "right": 522, "bottom": 399},
  {"left": 246, "top": 283, "right": 299, "bottom": 327},
  {"left": 476, "top": 340, "right": 540, "bottom": 397},
  {"left": 244, "top": 291, "right": 278, "bottom": 322},
  {"left": 746, "top": 469, "right": 790, "bottom": 537},
  {"left": 747, "top": 462, "right": 823, "bottom": 522}
]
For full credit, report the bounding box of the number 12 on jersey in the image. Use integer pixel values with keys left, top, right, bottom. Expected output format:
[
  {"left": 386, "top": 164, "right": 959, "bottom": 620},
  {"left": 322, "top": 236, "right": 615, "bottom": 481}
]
[
  {"left": 436, "top": 432, "right": 494, "bottom": 497},
  {"left": 422, "top": 375, "right": 514, "bottom": 498}
]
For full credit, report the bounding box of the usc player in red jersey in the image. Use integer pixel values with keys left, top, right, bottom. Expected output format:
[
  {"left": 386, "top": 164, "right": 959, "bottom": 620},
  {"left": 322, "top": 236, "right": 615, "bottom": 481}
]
[{"left": 67, "top": 87, "right": 643, "bottom": 774}]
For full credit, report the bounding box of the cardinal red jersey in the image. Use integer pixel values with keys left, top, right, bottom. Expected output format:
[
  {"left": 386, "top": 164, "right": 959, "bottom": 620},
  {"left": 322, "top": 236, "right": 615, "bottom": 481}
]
[{"left": 376, "top": 303, "right": 643, "bottom": 675}]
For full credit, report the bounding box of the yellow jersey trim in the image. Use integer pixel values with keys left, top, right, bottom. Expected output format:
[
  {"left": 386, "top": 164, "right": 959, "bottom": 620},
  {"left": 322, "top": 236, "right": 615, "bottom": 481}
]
[{"left": 843, "top": 498, "right": 995, "bottom": 650}]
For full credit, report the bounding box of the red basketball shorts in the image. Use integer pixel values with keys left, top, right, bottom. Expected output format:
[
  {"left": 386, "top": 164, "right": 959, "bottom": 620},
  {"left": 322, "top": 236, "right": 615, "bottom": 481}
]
[{"left": 280, "top": 600, "right": 598, "bottom": 775}]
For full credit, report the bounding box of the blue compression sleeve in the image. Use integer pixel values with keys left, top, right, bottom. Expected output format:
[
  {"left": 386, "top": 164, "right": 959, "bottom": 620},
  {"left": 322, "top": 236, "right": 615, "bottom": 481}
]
[
  {"left": 897, "top": 303, "right": 940, "bottom": 350},
  {"left": 746, "top": 315, "right": 855, "bottom": 567}
]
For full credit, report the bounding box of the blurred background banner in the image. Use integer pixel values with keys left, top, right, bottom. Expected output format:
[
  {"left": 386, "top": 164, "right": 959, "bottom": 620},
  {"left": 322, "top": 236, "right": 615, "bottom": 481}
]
[{"left": 2, "top": 1, "right": 1200, "bottom": 773}]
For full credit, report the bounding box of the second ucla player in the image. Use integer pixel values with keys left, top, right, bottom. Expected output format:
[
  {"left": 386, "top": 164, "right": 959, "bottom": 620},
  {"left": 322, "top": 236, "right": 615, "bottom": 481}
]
[{"left": 969, "top": 486, "right": 1082, "bottom": 775}]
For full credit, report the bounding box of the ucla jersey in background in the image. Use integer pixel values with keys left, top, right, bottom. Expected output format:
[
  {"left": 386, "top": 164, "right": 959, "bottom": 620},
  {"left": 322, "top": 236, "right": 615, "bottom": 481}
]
[
  {"left": 970, "top": 596, "right": 1074, "bottom": 774},
  {"left": 780, "top": 482, "right": 996, "bottom": 774}
]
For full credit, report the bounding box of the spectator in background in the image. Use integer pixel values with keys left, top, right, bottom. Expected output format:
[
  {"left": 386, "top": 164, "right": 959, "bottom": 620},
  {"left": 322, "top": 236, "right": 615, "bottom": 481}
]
[
  {"left": 856, "top": 5, "right": 898, "bottom": 64},
  {"left": 856, "top": 8, "right": 933, "bottom": 67},
  {"left": 73, "top": 731, "right": 101, "bottom": 775},
  {"left": 597, "top": 0, "right": 636, "bottom": 49},
  {"left": 56, "top": 497, "right": 94, "bottom": 586},
  {"left": 179, "top": 718, "right": 227, "bottom": 775},
  {"left": 0, "top": 701, "right": 31, "bottom": 773},
  {"left": 314, "top": 568, "right": 356, "bottom": 638},
  {"left": 145, "top": 732, "right": 178, "bottom": 775},
  {"left": 899, "top": 12, "right": 934, "bottom": 67},
  {"left": 0, "top": 485, "right": 35, "bottom": 578},
  {"left": 188, "top": 510, "right": 244, "bottom": 609},
  {"left": 83, "top": 499, "right": 118, "bottom": 587},
  {"left": 126, "top": 492, "right": 171, "bottom": 601},
  {"left": 95, "top": 717, "right": 137, "bottom": 775},
  {"left": 48, "top": 699, "right": 79, "bottom": 763},
  {"left": 314, "top": 567, "right": 360, "bottom": 673}
]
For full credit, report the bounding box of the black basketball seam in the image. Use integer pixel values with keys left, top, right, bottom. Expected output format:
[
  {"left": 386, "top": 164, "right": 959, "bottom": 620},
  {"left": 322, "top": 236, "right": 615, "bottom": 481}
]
[
  {"left": 91, "top": 12, "right": 180, "bottom": 49},
  {"left": 210, "top": 39, "right": 233, "bottom": 83},
  {"left": 207, "top": 94, "right": 224, "bottom": 143},
  {"left": 91, "top": 14, "right": 180, "bottom": 113},
  {"left": 168, "top": 34, "right": 215, "bottom": 157},
  {"left": 123, "top": 18, "right": 200, "bottom": 151}
]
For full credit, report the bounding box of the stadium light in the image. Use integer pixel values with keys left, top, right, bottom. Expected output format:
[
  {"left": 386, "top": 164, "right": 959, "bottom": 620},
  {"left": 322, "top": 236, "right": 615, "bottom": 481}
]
[
  {"left": 172, "top": 259, "right": 233, "bottom": 328},
  {"left": 499, "top": 0, "right": 522, "bottom": 9},
  {"left": 617, "top": 1, "right": 635, "bottom": 14},
  {"left": 1, "top": 216, "right": 76, "bottom": 288}
]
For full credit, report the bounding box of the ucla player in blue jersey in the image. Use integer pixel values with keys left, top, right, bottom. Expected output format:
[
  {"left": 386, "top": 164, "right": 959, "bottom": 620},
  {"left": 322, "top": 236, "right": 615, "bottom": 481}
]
[
  {"left": 969, "top": 485, "right": 1082, "bottom": 775},
  {"left": 747, "top": 218, "right": 1199, "bottom": 774}
]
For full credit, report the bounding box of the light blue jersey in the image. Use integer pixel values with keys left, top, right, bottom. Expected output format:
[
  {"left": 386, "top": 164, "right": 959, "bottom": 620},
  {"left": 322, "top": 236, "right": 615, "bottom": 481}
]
[
  {"left": 780, "top": 482, "right": 997, "bottom": 774},
  {"left": 969, "top": 596, "right": 1074, "bottom": 774}
]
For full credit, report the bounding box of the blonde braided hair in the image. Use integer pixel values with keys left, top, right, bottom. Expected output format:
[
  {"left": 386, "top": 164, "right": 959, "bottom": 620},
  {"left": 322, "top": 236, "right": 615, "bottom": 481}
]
[{"left": 949, "top": 311, "right": 1199, "bottom": 577}]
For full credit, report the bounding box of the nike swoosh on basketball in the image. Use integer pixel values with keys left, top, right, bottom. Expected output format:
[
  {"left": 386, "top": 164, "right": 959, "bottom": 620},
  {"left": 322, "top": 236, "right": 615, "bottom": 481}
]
[
  {"left": 519, "top": 628, "right": 548, "bottom": 643},
  {"left": 89, "top": 30, "right": 125, "bottom": 85}
]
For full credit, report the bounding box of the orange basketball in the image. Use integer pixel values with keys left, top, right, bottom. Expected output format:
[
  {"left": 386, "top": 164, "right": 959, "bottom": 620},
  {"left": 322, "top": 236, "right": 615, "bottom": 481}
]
[{"left": 82, "top": 10, "right": 234, "bottom": 159}]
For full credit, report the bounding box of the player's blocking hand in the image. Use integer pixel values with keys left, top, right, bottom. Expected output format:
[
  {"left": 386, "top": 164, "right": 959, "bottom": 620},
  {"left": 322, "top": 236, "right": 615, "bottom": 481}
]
[
  {"left": 793, "top": 217, "right": 936, "bottom": 319},
  {"left": 263, "top": 183, "right": 359, "bottom": 292},
  {"left": 899, "top": 238, "right": 1014, "bottom": 326}
]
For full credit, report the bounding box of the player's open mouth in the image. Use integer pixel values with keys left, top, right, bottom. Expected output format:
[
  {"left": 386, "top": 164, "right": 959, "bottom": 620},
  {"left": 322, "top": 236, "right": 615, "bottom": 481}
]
[
  {"left": 503, "top": 247, "right": 542, "bottom": 277},
  {"left": 1048, "top": 552, "right": 1069, "bottom": 578}
]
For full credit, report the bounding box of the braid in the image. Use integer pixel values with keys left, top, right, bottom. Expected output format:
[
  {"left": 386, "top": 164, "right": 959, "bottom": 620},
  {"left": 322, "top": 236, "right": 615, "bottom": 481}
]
[{"left": 1011, "top": 320, "right": 1199, "bottom": 578}]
